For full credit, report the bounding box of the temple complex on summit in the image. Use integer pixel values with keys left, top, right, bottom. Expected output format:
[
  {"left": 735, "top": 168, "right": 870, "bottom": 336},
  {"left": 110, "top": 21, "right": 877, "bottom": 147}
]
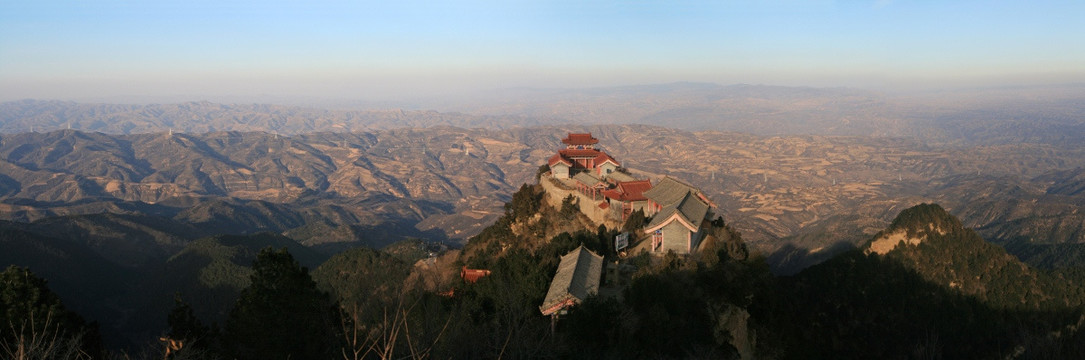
[
  {"left": 543, "top": 133, "right": 715, "bottom": 255},
  {"left": 539, "top": 133, "right": 719, "bottom": 318}
]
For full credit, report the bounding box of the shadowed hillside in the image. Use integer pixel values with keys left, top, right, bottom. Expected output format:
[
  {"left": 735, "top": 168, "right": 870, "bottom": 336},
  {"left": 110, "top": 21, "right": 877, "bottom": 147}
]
[{"left": 0, "top": 125, "right": 1083, "bottom": 274}]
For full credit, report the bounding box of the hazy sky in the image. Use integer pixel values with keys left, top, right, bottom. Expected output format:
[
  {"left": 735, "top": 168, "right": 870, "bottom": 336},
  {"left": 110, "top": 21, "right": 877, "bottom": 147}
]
[{"left": 2, "top": 0, "right": 1083, "bottom": 101}]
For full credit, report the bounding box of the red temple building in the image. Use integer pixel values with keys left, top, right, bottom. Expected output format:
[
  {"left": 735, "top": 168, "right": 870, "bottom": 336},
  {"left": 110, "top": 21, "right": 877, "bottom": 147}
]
[
  {"left": 602, "top": 179, "right": 654, "bottom": 221},
  {"left": 562, "top": 133, "right": 599, "bottom": 149},
  {"left": 548, "top": 133, "right": 621, "bottom": 179}
]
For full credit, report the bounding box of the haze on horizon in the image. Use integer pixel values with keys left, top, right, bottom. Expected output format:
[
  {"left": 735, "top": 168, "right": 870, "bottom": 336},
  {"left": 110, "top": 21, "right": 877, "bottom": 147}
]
[{"left": 2, "top": 0, "right": 1083, "bottom": 103}]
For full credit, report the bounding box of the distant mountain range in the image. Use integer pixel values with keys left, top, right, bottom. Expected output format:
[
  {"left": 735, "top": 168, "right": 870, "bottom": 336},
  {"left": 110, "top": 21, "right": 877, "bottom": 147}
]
[
  {"left": 5, "top": 83, "right": 1085, "bottom": 145},
  {"left": 0, "top": 100, "right": 543, "bottom": 135}
]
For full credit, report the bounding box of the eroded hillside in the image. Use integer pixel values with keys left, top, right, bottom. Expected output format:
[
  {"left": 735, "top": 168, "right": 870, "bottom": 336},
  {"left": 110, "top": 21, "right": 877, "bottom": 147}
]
[{"left": 1, "top": 125, "right": 1083, "bottom": 270}]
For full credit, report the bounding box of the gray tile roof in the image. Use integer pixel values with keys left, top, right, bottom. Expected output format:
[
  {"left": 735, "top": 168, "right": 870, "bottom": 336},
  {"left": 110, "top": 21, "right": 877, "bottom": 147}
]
[
  {"left": 642, "top": 176, "right": 700, "bottom": 206},
  {"left": 676, "top": 191, "right": 710, "bottom": 229},
  {"left": 572, "top": 171, "right": 602, "bottom": 186},
  {"left": 539, "top": 245, "right": 603, "bottom": 315},
  {"left": 643, "top": 176, "right": 711, "bottom": 232},
  {"left": 645, "top": 191, "right": 709, "bottom": 231},
  {"left": 606, "top": 171, "right": 636, "bottom": 183},
  {"left": 644, "top": 203, "right": 678, "bottom": 230}
]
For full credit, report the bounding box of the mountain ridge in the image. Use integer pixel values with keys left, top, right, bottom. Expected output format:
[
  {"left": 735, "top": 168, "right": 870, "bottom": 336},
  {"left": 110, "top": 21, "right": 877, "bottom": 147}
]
[
  {"left": 863, "top": 203, "right": 1083, "bottom": 309},
  {"left": 1, "top": 126, "right": 1083, "bottom": 272}
]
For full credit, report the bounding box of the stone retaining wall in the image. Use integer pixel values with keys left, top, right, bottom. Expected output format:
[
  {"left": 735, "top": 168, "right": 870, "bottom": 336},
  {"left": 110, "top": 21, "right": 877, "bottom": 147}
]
[{"left": 540, "top": 175, "right": 621, "bottom": 228}]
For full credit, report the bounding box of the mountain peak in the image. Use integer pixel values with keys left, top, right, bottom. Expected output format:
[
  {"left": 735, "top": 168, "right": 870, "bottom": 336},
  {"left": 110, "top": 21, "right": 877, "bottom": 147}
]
[
  {"left": 886, "top": 203, "right": 962, "bottom": 232},
  {"left": 866, "top": 203, "right": 963, "bottom": 255},
  {"left": 858, "top": 203, "right": 1078, "bottom": 309}
]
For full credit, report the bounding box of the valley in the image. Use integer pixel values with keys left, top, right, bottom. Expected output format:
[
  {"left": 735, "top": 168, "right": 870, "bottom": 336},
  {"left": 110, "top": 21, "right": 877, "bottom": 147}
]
[{"left": 0, "top": 124, "right": 1082, "bottom": 269}]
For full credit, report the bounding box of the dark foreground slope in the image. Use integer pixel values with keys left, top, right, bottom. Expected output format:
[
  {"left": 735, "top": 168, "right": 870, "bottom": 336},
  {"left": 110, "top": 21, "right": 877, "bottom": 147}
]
[
  {"left": 418, "top": 200, "right": 1085, "bottom": 359},
  {"left": 5, "top": 182, "right": 1085, "bottom": 359},
  {"left": 755, "top": 204, "right": 1085, "bottom": 359}
]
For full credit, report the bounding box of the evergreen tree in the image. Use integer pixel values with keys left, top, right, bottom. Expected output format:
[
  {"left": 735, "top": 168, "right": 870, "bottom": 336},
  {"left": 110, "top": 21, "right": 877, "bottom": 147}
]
[
  {"left": 505, "top": 184, "right": 543, "bottom": 221},
  {"left": 622, "top": 208, "right": 647, "bottom": 233},
  {"left": 535, "top": 164, "right": 551, "bottom": 181},
  {"left": 166, "top": 293, "right": 217, "bottom": 357},
  {"left": 223, "top": 248, "right": 340, "bottom": 360},
  {"left": 0, "top": 265, "right": 103, "bottom": 359},
  {"left": 560, "top": 195, "right": 579, "bottom": 220}
]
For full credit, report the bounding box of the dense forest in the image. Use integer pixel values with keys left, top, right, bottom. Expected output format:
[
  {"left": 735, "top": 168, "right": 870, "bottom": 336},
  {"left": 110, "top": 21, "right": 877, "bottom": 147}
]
[{"left": 3, "top": 182, "right": 1085, "bottom": 359}]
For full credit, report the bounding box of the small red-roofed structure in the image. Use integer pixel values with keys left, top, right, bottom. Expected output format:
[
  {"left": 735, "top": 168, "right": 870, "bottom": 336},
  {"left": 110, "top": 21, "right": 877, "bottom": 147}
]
[
  {"left": 601, "top": 179, "right": 654, "bottom": 221},
  {"left": 592, "top": 152, "right": 620, "bottom": 177},
  {"left": 548, "top": 153, "right": 574, "bottom": 178},
  {"left": 602, "top": 180, "right": 652, "bottom": 202},
  {"left": 460, "top": 266, "right": 491, "bottom": 283}
]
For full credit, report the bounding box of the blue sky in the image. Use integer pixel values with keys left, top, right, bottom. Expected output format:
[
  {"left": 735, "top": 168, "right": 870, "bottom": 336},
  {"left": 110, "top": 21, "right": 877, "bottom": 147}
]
[{"left": 1, "top": 0, "right": 1083, "bottom": 101}]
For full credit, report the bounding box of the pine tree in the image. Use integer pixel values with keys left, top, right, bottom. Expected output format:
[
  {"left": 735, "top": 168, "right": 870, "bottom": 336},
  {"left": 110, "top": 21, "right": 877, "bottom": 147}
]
[
  {"left": 166, "top": 293, "right": 216, "bottom": 357},
  {"left": 622, "top": 209, "right": 646, "bottom": 233},
  {"left": 167, "top": 294, "right": 209, "bottom": 342},
  {"left": 223, "top": 248, "right": 340, "bottom": 360},
  {"left": 0, "top": 265, "right": 102, "bottom": 359}
]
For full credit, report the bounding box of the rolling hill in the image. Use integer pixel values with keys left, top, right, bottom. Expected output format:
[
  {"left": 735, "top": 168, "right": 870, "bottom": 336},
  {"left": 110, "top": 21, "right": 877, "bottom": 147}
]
[{"left": 0, "top": 125, "right": 1083, "bottom": 273}]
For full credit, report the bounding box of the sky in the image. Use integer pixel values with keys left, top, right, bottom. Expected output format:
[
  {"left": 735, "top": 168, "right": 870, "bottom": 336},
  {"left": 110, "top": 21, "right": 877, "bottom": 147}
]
[{"left": 1, "top": 0, "right": 1084, "bottom": 102}]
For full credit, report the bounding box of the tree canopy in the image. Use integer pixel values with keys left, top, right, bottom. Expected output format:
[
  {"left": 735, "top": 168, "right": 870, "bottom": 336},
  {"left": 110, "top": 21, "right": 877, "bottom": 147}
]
[
  {"left": 0, "top": 265, "right": 102, "bottom": 359},
  {"left": 223, "top": 248, "right": 340, "bottom": 360}
]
